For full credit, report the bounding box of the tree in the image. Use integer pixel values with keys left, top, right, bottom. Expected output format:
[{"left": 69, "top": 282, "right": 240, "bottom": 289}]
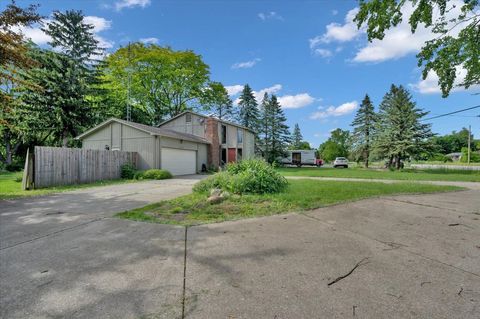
[
  {"left": 0, "top": 1, "right": 41, "bottom": 165},
  {"left": 290, "top": 124, "right": 303, "bottom": 149},
  {"left": 351, "top": 94, "right": 377, "bottom": 167},
  {"left": 202, "top": 81, "right": 233, "bottom": 120},
  {"left": 237, "top": 84, "right": 259, "bottom": 132},
  {"left": 374, "top": 85, "right": 434, "bottom": 169},
  {"left": 258, "top": 94, "right": 290, "bottom": 163},
  {"left": 39, "top": 10, "right": 101, "bottom": 146},
  {"left": 355, "top": 0, "right": 480, "bottom": 97},
  {"left": 101, "top": 43, "right": 211, "bottom": 125},
  {"left": 431, "top": 128, "right": 475, "bottom": 154},
  {"left": 318, "top": 128, "right": 350, "bottom": 162}
]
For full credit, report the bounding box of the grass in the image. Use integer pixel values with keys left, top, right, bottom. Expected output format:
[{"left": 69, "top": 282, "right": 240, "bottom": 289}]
[
  {"left": 277, "top": 167, "right": 480, "bottom": 182},
  {"left": 116, "top": 179, "right": 461, "bottom": 225},
  {"left": 0, "top": 171, "right": 137, "bottom": 200}
]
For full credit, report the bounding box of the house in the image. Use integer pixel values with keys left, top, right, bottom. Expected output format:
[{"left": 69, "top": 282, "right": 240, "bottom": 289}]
[{"left": 76, "top": 111, "right": 255, "bottom": 175}]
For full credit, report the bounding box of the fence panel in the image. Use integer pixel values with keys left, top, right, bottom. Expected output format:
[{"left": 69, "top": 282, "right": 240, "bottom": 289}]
[{"left": 33, "top": 146, "right": 137, "bottom": 188}]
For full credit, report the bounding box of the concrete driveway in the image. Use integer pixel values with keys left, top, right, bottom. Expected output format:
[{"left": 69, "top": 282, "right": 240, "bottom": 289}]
[{"left": 1, "top": 178, "right": 479, "bottom": 318}]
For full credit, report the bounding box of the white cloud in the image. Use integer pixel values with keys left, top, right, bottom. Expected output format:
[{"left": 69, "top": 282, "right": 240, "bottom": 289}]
[
  {"left": 313, "top": 48, "right": 332, "bottom": 58},
  {"left": 258, "top": 11, "right": 284, "bottom": 21},
  {"left": 227, "top": 84, "right": 315, "bottom": 109},
  {"left": 310, "top": 8, "right": 360, "bottom": 48},
  {"left": 115, "top": 0, "right": 151, "bottom": 11},
  {"left": 313, "top": 0, "right": 471, "bottom": 63},
  {"left": 225, "top": 85, "right": 244, "bottom": 96},
  {"left": 411, "top": 66, "right": 480, "bottom": 94},
  {"left": 84, "top": 16, "right": 111, "bottom": 32},
  {"left": 231, "top": 58, "right": 261, "bottom": 69},
  {"left": 14, "top": 16, "right": 113, "bottom": 50},
  {"left": 140, "top": 37, "right": 159, "bottom": 44},
  {"left": 277, "top": 93, "right": 315, "bottom": 109},
  {"left": 310, "top": 101, "right": 358, "bottom": 119},
  {"left": 332, "top": 10, "right": 339, "bottom": 16}
]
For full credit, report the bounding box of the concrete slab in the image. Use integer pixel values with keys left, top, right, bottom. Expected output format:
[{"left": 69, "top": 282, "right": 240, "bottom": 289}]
[
  {"left": 0, "top": 218, "right": 185, "bottom": 319},
  {"left": 0, "top": 177, "right": 202, "bottom": 249},
  {"left": 185, "top": 193, "right": 480, "bottom": 318}
]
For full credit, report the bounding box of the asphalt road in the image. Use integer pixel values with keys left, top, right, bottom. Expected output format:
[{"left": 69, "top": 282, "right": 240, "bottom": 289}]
[{"left": 1, "top": 177, "right": 479, "bottom": 318}]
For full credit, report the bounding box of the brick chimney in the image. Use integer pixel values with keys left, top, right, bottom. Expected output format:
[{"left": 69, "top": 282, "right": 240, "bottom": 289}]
[{"left": 205, "top": 117, "right": 220, "bottom": 169}]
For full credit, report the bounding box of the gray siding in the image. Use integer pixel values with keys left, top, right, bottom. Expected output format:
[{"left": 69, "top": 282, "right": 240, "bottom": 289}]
[
  {"left": 243, "top": 131, "right": 255, "bottom": 159},
  {"left": 161, "top": 113, "right": 206, "bottom": 138},
  {"left": 82, "top": 123, "right": 155, "bottom": 170}
]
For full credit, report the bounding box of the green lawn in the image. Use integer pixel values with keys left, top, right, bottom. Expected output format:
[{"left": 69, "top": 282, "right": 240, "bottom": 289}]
[
  {"left": 277, "top": 167, "right": 480, "bottom": 182},
  {"left": 116, "top": 179, "right": 461, "bottom": 225},
  {"left": 0, "top": 171, "right": 136, "bottom": 200}
]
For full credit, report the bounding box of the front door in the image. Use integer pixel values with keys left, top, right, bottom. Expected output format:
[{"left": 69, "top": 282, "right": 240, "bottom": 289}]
[{"left": 228, "top": 148, "right": 236, "bottom": 163}]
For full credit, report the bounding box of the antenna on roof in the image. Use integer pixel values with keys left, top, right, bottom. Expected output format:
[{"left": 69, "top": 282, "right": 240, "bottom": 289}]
[{"left": 126, "top": 42, "right": 132, "bottom": 122}]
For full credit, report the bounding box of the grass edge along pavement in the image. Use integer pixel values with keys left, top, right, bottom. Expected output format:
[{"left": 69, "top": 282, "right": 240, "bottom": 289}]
[
  {"left": 0, "top": 171, "right": 139, "bottom": 200},
  {"left": 116, "top": 179, "right": 463, "bottom": 226},
  {"left": 276, "top": 167, "right": 480, "bottom": 182}
]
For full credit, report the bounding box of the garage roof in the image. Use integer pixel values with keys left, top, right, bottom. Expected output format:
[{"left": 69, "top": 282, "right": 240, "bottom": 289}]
[{"left": 76, "top": 118, "right": 211, "bottom": 144}]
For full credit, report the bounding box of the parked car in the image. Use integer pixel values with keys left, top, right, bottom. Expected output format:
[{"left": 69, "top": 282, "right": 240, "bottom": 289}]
[{"left": 333, "top": 157, "right": 348, "bottom": 168}]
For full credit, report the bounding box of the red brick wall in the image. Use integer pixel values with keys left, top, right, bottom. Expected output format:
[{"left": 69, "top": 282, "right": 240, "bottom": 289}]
[{"left": 206, "top": 117, "right": 220, "bottom": 169}]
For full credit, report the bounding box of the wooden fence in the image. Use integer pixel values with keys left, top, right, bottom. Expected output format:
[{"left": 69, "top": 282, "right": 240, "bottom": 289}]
[{"left": 29, "top": 146, "right": 137, "bottom": 189}]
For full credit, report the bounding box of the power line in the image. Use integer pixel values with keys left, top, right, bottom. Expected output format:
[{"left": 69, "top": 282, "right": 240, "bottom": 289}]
[{"left": 422, "top": 105, "right": 480, "bottom": 121}]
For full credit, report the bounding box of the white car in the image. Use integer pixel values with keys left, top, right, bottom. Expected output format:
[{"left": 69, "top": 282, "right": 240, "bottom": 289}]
[{"left": 333, "top": 157, "right": 348, "bottom": 168}]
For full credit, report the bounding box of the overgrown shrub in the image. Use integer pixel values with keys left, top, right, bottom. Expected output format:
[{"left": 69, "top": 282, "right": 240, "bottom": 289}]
[
  {"left": 120, "top": 163, "right": 137, "bottom": 179},
  {"left": 142, "top": 169, "right": 172, "bottom": 180},
  {"left": 193, "top": 159, "right": 288, "bottom": 195},
  {"left": 5, "top": 161, "right": 23, "bottom": 172},
  {"left": 134, "top": 171, "right": 145, "bottom": 180},
  {"left": 460, "top": 147, "right": 480, "bottom": 163}
]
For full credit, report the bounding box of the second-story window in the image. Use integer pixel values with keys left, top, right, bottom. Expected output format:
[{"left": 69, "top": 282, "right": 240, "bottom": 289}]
[
  {"left": 221, "top": 125, "right": 227, "bottom": 144},
  {"left": 237, "top": 129, "right": 243, "bottom": 143},
  {"left": 185, "top": 113, "right": 192, "bottom": 123}
]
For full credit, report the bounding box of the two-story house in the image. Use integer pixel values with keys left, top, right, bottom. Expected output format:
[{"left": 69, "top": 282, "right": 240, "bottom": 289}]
[{"left": 76, "top": 111, "right": 255, "bottom": 175}]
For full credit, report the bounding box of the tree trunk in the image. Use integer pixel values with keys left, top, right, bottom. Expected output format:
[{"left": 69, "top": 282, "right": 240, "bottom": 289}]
[
  {"left": 395, "top": 154, "right": 401, "bottom": 170},
  {"left": 387, "top": 155, "right": 394, "bottom": 168},
  {"left": 364, "top": 148, "right": 369, "bottom": 168},
  {"left": 62, "top": 129, "right": 69, "bottom": 147},
  {"left": 3, "top": 130, "right": 12, "bottom": 165}
]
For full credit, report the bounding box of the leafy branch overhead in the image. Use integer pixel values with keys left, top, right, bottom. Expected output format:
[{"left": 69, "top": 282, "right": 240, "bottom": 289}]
[{"left": 355, "top": 0, "right": 480, "bottom": 97}]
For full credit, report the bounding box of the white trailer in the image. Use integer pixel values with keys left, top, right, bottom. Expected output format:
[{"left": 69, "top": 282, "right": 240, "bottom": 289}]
[{"left": 281, "top": 150, "right": 318, "bottom": 166}]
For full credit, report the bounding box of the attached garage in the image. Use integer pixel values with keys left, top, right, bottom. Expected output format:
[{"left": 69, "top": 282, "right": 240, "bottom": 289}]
[
  {"left": 161, "top": 148, "right": 196, "bottom": 175},
  {"left": 76, "top": 118, "right": 210, "bottom": 175}
]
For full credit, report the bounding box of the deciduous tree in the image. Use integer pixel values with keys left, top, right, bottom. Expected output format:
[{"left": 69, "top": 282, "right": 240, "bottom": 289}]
[{"left": 355, "top": 0, "right": 480, "bottom": 97}]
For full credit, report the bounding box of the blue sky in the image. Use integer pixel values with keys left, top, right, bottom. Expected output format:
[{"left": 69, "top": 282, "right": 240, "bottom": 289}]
[{"left": 8, "top": 0, "right": 480, "bottom": 147}]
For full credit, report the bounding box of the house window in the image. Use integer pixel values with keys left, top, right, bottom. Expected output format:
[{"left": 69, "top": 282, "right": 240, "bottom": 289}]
[
  {"left": 237, "top": 129, "right": 243, "bottom": 144},
  {"left": 221, "top": 125, "right": 227, "bottom": 144},
  {"left": 221, "top": 148, "right": 227, "bottom": 164},
  {"left": 186, "top": 113, "right": 192, "bottom": 123},
  {"left": 237, "top": 148, "right": 243, "bottom": 161}
]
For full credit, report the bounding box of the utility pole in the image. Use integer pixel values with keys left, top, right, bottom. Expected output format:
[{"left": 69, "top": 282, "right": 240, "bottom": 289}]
[{"left": 467, "top": 125, "right": 471, "bottom": 164}]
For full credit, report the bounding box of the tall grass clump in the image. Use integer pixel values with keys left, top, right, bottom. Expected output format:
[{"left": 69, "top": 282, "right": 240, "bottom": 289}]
[{"left": 193, "top": 159, "right": 288, "bottom": 194}]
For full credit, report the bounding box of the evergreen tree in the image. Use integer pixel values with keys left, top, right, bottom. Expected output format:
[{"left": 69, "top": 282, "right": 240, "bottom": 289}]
[
  {"left": 374, "top": 85, "right": 434, "bottom": 169},
  {"left": 265, "top": 95, "right": 290, "bottom": 163},
  {"left": 258, "top": 92, "right": 272, "bottom": 158},
  {"left": 351, "top": 94, "right": 377, "bottom": 168},
  {"left": 290, "top": 124, "right": 303, "bottom": 149},
  {"left": 39, "top": 10, "right": 101, "bottom": 146},
  {"left": 237, "top": 84, "right": 259, "bottom": 131}
]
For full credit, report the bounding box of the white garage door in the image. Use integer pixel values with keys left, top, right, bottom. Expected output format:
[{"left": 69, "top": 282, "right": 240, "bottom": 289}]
[{"left": 161, "top": 148, "right": 196, "bottom": 175}]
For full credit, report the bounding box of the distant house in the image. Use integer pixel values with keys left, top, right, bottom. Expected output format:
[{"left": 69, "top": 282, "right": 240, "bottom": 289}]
[
  {"left": 76, "top": 111, "right": 255, "bottom": 175},
  {"left": 446, "top": 152, "right": 462, "bottom": 161}
]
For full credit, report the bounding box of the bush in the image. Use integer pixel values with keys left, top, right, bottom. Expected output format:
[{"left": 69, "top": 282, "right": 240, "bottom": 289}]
[
  {"left": 142, "top": 169, "right": 172, "bottom": 180},
  {"left": 120, "top": 163, "right": 137, "bottom": 179},
  {"left": 460, "top": 147, "right": 480, "bottom": 163},
  {"left": 193, "top": 159, "right": 288, "bottom": 195},
  {"left": 429, "top": 153, "right": 453, "bottom": 163},
  {"left": 133, "top": 171, "right": 145, "bottom": 180}
]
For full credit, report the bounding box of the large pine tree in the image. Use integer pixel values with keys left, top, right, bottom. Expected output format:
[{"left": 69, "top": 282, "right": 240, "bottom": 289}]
[
  {"left": 262, "top": 95, "right": 290, "bottom": 163},
  {"left": 36, "top": 10, "right": 101, "bottom": 146},
  {"left": 290, "top": 123, "right": 303, "bottom": 149},
  {"left": 258, "top": 92, "right": 272, "bottom": 158},
  {"left": 237, "top": 84, "right": 259, "bottom": 131},
  {"left": 351, "top": 94, "right": 377, "bottom": 168},
  {"left": 374, "top": 85, "right": 434, "bottom": 169}
]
